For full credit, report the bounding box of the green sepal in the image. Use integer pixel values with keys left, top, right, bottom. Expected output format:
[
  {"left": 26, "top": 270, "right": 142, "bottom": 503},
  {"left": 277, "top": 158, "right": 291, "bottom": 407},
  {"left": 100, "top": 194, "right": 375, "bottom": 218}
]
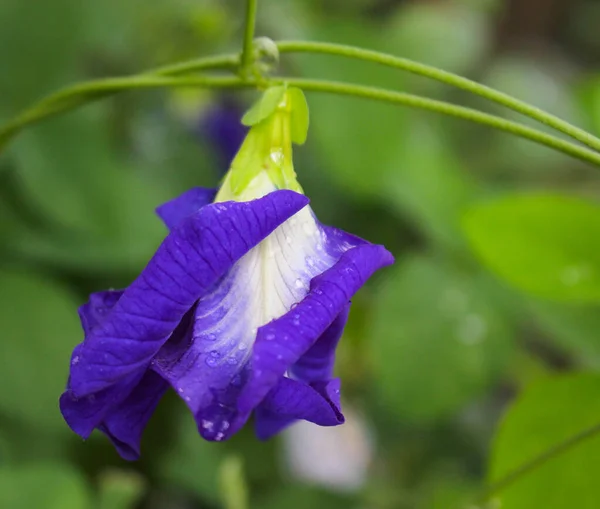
[
  {"left": 241, "top": 86, "right": 287, "bottom": 126},
  {"left": 288, "top": 87, "right": 309, "bottom": 145}
]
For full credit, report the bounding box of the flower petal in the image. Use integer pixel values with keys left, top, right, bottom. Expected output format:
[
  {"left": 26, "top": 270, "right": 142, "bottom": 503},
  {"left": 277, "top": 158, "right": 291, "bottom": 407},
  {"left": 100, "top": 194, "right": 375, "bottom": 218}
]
[
  {"left": 98, "top": 370, "right": 169, "bottom": 460},
  {"left": 236, "top": 243, "right": 394, "bottom": 420},
  {"left": 254, "top": 378, "right": 344, "bottom": 440},
  {"left": 78, "top": 290, "right": 124, "bottom": 336},
  {"left": 291, "top": 303, "right": 350, "bottom": 383},
  {"left": 155, "top": 187, "right": 216, "bottom": 230},
  {"left": 68, "top": 190, "right": 309, "bottom": 398},
  {"left": 60, "top": 371, "right": 145, "bottom": 439},
  {"left": 151, "top": 205, "right": 346, "bottom": 441}
]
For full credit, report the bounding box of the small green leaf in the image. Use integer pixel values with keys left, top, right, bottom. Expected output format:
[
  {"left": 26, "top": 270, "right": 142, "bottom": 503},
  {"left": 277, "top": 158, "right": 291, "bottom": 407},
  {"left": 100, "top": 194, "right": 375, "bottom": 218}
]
[
  {"left": 463, "top": 193, "right": 600, "bottom": 302},
  {"left": 288, "top": 87, "right": 309, "bottom": 145},
  {"left": 0, "top": 270, "right": 82, "bottom": 432},
  {"left": 369, "top": 256, "right": 515, "bottom": 423},
  {"left": 0, "top": 463, "right": 93, "bottom": 509},
  {"left": 489, "top": 373, "right": 600, "bottom": 509},
  {"left": 241, "top": 86, "right": 286, "bottom": 127}
]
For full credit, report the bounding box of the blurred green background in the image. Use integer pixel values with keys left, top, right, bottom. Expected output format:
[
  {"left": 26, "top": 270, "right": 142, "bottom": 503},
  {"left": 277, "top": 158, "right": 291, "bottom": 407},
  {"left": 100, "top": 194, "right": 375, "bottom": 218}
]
[{"left": 2, "top": 0, "right": 600, "bottom": 508}]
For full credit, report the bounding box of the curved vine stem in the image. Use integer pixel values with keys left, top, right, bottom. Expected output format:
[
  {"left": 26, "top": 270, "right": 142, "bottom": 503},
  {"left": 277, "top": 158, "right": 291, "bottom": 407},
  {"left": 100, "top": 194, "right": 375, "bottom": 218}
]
[
  {"left": 0, "top": 75, "right": 248, "bottom": 150},
  {"left": 461, "top": 420, "right": 600, "bottom": 508},
  {"left": 277, "top": 78, "right": 600, "bottom": 168},
  {"left": 276, "top": 41, "right": 600, "bottom": 154},
  {"left": 241, "top": 0, "right": 259, "bottom": 73},
  {"left": 2, "top": 75, "right": 600, "bottom": 169}
]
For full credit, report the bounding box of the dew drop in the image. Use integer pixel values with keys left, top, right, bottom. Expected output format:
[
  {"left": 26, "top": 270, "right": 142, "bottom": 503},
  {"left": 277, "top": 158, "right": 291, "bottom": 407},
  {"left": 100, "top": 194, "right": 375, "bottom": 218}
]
[
  {"left": 285, "top": 236, "right": 293, "bottom": 245},
  {"left": 71, "top": 356, "right": 79, "bottom": 366},
  {"left": 265, "top": 333, "right": 276, "bottom": 341},
  {"left": 205, "top": 333, "right": 217, "bottom": 341},
  {"left": 202, "top": 420, "right": 214, "bottom": 431},
  {"left": 215, "top": 432, "right": 225, "bottom": 441},
  {"left": 295, "top": 278, "right": 305, "bottom": 289}
]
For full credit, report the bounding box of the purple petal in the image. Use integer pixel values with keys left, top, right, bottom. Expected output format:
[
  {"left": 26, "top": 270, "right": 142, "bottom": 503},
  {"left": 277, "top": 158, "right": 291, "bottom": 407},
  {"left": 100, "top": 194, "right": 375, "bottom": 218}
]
[
  {"left": 67, "top": 190, "right": 309, "bottom": 398},
  {"left": 99, "top": 370, "right": 170, "bottom": 460},
  {"left": 291, "top": 303, "right": 350, "bottom": 383},
  {"left": 78, "top": 290, "right": 124, "bottom": 336},
  {"left": 254, "top": 378, "right": 344, "bottom": 440},
  {"left": 60, "top": 371, "right": 145, "bottom": 439},
  {"left": 155, "top": 187, "right": 216, "bottom": 230},
  {"left": 236, "top": 244, "right": 394, "bottom": 421}
]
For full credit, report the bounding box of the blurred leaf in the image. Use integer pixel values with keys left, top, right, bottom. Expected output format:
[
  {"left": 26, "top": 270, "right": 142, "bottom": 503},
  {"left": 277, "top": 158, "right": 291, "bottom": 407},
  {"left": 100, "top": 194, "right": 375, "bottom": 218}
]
[
  {"left": 386, "top": 2, "right": 490, "bottom": 77},
  {"left": 255, "top": 484, "right": 351, "bottom": 509},
  {"left": 370, "top": 256, "right": 514, "bottom": 423},
  {"left": 380, "top": 115, "right": 476, "bottom": 253},
  {"left": 489, "top": 373, "right": 600, "bottom": 509},
  {"left": 0, "top": 463, "right": 93, "bottom": 509},
  {"left": 530, "top": 300, "right": 600, "bottom": 368},
  {"left": 578, "top": 74, "right": 600, "bottom": 136},
  {"left": 158, "top": 413, "right": 224, "bottom": 504},
  {"left": 0, "top": 0, "right": 85, "bottom": 116},
  {"left": 0, "top": 270, "right": 81, "bottom": 432},
  {"left": 296, "top": 21, "right": 410, "bottom": 197},
  {"left": 463, "top": 193, "right": 600, "bottom": 302},
  {"left": 98, "top": 469, "right": 146, "bottom": 509},
  {"left": 480, "top": 56, "right": 579, "bottom": 175},
  {"left": 10, "top": 107, "right": 169, "bottom": 272}
]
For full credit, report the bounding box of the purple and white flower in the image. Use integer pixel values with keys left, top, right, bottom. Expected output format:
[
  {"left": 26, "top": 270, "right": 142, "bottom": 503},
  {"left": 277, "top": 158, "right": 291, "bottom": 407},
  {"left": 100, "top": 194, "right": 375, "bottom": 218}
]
[{"left": 60, "top": 87, "right": 393, "bottom": 460}]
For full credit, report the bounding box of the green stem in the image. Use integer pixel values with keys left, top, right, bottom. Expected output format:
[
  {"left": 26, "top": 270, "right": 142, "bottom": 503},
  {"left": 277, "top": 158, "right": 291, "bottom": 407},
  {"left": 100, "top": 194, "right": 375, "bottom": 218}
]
[
  {"left": 275, "top": 78, "right": 600, "bottom": 168},
  {"left": 466, "top": 421, "right": 600, "bottom": 508},
  {"left": 241, "top": 0, "right": 259, "bottom": 72},
  {"left": 276, "top": 41, "right": 600, "bottom": 153},
  {"left": 2, "top": 74, "right": 600, "bottom": 170},
  {"left": 150, "top": 53, "right": 239, "bottom": 76},
  {"left": 0, "top": 75, "right": 249, "bottom": 150}
]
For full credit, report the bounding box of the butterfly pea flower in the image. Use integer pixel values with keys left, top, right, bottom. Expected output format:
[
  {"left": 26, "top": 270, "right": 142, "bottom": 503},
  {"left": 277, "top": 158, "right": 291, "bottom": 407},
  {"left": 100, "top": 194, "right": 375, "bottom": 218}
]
[{"left": 60, "top": 87, "right": 394, "bottom": 460}]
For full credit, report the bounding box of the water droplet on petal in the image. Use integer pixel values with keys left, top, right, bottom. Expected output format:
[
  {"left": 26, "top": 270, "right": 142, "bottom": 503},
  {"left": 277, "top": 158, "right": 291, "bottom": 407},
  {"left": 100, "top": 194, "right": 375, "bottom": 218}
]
[
  {"left": 265, "top": 333, "right": 275, "bottom": 341},
  {"left": 295, "top": 278, "right": 305, "bottom": 289},
  {"left": 71, "top": 356, "right": 79, "bottom": 366},
  {"left": 202, "top": 420, "right": 214, "bottom": 431}
]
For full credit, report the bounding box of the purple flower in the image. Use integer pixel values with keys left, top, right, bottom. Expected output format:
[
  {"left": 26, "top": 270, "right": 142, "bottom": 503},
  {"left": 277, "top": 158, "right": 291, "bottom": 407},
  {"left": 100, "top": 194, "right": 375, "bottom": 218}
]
[{"left": 59, "top": 88, "right": 394, "bottom": 460}]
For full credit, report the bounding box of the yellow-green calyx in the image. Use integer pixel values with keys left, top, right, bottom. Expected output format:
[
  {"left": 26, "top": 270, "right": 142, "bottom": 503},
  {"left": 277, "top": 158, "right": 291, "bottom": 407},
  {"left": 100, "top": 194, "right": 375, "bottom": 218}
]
[{"left": 215, "top": 86, "right": 309, "bottom": 202}]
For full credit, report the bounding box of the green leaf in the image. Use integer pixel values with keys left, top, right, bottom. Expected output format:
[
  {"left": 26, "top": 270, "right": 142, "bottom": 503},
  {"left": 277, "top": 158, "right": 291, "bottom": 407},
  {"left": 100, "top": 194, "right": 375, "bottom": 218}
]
[
  {"left": 385, "top": 2, "right": 491, "bottom": 77},
  {"left": 0, "top": 0, "right": 86, "bottom": 116},
  {"left": 369, "top": 256, "right": 515, "bottom": 423},
  {"left": 0, "top": 463, "right": 93, "bottom": 509},
  {"left": 0, "top": 270, "right": 81, "bottom": 432},
  {"left": 9, "top": 107, "right": 170, "bottom": 272},
  {"left": 288, "top": 87, "right": 309, "bottom": 145},
  {"left": 530, "top": 300, "right": 600, "bottom": 368},
  {"left": 480, "top": 57, "right": 580, "bottom": 176},
  {"left": 463, "top": 193, "right": 600, "bottom": 302},
  {"left": 241, "top": 86, "right": 286, "bottom": 127},
  {"left": 380, "top": 115, "right": 476, "bottom": 253},
  {"left": 578, "top": 74, "right": 600, "bottom": 136},
  {"left": 489, "top": 373, "right": 600, "bottom": 509}
]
